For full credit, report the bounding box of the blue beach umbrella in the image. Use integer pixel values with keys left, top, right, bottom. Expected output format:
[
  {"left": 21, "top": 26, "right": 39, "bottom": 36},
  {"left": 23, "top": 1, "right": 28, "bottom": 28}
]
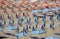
[
  {"left": 30, "top": 30, "right": 45, "bottom": 34},
  {"left": 52, "top": 7, "right": 59, "bottom": 11},
  {"left": 32, "top": 10, "right": 39, "bottom": 13},
  {"left": 15, "top": 32, "right": 27, "bottom": 39},
  {"left": 42, "top": 8, "right": 50, "bottom": 13},
  {"left": 45, "top": 36, "right": 60, "bottom": 39},
  {"left": 32, "top": 9, "right": 42, "bottom": 13},
  {"left": 15, "top": 32, "right": 27, "bottom": 37},
  {"left": 4, "top": 25, "right": 17, "bottom": 30}
]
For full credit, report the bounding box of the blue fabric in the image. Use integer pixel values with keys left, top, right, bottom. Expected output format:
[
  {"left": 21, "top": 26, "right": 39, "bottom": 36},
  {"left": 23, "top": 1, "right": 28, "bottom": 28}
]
[
  {"left": 42, "top": 8, "right": 50, "bottom": 13},
  {"left": 4, "top": 25, "right": 17, "bottom": 30},
  {"left": 45, "top": 36, "right": 60, "bottom": 39},
  {"left": 32, "top": 10, "right": 42, "bottom": 13},
  {"left": 15, "top": 32, "right": 27, "bottom": 37},
  {"left": 53, "top": 7, "right": 60, "bottom": 11},
  {"left": 30, "top": 30, "right": 45, "bottom": 34}
]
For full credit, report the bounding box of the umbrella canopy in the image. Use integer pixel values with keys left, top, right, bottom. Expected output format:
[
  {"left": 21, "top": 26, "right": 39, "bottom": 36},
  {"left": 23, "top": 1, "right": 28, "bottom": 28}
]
[
  {"left": 30, "top": 30, "right": 45, "bottom": 34},
  {"left": 4, "top": 25, "right": 17, "bottom": 30},
  {"left": 15, "top": 32, "right": 27, "bottom": 37},
  {"left": 45, "top": 36, "right": 60, "bottom": 39}
]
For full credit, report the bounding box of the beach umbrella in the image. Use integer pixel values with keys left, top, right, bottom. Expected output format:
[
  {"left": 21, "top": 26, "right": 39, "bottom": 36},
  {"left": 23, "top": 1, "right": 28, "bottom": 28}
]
[
  {"left": 42, "top": 8, "right": 50, "bottom": 13},
  {"left": 4, "top": 24, "right": 17, "bottom": 30},
  {"left": 31, "top": 29, "right": 46, "bottom": 34},
  {"left": 45, "top": 36, "right": 60, "bottom": 39}
]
